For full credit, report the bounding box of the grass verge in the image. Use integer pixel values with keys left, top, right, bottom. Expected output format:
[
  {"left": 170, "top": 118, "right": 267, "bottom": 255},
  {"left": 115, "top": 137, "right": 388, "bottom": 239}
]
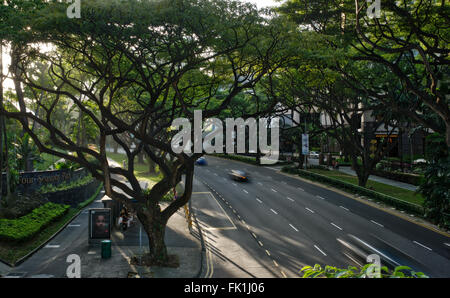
[
  {"left": 307, "top": 169, "right": 424, "bottom": 206},
  {"left": 282, "top": 166, "right": 424, "bottom": 216},
  {"left": 106, "top": 152, "right": 163, "bottom": 188}
]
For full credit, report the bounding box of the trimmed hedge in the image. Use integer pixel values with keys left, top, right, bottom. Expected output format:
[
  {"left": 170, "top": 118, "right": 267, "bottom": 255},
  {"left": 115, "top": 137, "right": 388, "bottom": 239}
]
[
  {"left": 0, "top": 202, "right": 70, "bottom": 242},
  {"left": 282, "top": 166, "right": 425, "bottom": 216},
  {"left": 77, "top": 183, "right": 104, "bottom": 209}
]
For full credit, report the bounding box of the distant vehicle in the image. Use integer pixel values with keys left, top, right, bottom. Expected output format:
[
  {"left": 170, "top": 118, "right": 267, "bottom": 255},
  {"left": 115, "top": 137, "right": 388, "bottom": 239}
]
[
  {"left": 309, "top": 151, "right": 320, "bottom": 159},
  {"left": 229, "top": 170, "right": 249, "bottom": 182},
  {"left": 413, "top": 159, "right": 427, "bottom": 165},
  {"left": 195, "top": 157, "right": 208, "bottom": 166},
  {"left": 337, "top": 234, "right": 431, "bottom": 277}
]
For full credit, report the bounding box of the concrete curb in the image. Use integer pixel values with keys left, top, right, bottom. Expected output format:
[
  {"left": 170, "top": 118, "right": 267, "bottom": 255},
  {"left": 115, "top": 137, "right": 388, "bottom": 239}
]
[{"left": 189, "top": 198, "right": 206, "bottom": 278}]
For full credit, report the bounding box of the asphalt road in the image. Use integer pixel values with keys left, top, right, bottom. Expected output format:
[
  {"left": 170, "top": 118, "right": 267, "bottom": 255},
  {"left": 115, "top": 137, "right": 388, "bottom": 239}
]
[{"left": 193, "top": 156, "right": 450, "bottom": 278}]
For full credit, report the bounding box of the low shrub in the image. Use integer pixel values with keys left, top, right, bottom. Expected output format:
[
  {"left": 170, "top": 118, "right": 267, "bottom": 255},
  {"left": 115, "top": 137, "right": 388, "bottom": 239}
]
[
  {"left": 0, "top": 202, "right": 70, "bottom": 242},
  {"left": 38, "top": 174, "right": 94, "bottom": 194}
]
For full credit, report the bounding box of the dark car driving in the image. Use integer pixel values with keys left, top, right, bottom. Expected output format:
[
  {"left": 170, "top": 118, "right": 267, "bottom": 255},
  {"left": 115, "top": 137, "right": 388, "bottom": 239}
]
[{"left": 229, "top": 170, "right": 249, "bottom": 182}]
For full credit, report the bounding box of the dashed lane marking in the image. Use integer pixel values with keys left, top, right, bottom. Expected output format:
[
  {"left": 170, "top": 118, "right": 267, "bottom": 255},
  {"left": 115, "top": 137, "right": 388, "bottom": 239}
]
[
  {"left": 289, "top": 224, "right": 299, "bottom": 232},
  {"left": 314, "top": 245, "right": 327, "bottom": 256},
  {"left": 413, "top": 241, "right": 432, "bottom": 251},
  {"left": 370, "top": 220, "right": 384, "bottom": 228},
  {"left": 330, "top": 223, "right": 343, "bottom": 231}
]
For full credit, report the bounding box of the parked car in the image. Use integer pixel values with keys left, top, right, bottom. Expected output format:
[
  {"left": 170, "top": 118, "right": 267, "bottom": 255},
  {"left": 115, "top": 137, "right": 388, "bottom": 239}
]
[
  {"left": 309, "top": 151, "right": 320, "bottom": 159},
  {"left": 229, "top": 170, "right": 249, "bottom": 182},
  {"left": 195, "top": 157, "right": 208, "bottom": 166}
]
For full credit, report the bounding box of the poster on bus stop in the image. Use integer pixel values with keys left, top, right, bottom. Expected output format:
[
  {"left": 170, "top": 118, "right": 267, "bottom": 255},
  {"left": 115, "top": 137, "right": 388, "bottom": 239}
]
[{"left": 89, "top": 209, "right": 111, "bottom": 240}]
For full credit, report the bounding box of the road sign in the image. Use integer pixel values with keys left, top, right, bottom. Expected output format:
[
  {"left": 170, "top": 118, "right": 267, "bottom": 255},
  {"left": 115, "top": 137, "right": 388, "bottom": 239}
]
[{"left": 302, "top": 134, "right": 309, "bottom": 155}]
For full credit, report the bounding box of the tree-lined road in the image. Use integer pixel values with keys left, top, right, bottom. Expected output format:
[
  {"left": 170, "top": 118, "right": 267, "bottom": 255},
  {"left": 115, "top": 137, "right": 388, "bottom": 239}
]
[{"left": 192, "top": 156, "right": 450, "bottom": 278}]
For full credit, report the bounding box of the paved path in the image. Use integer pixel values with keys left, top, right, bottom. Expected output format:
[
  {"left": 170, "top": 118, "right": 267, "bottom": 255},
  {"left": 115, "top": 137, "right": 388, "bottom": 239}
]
[{"left": 307, "top": 159, "right": 418, "bottom": 191}]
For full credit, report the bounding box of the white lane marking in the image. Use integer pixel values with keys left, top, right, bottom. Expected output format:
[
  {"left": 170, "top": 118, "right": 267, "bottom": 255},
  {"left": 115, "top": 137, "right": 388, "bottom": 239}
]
[
  {"left": 281, "top": 271, "right": 287, "bottom": 278},
  {"left": 270, "top": 209, "right": 278, "bottom": 215},
  {"left": 271, "top": 188, "right": 277, "bottom": 193},
  {"left": 273, "top": 260, "right": 279, "bottom": 267},
  {"left": 445, "top": 243, "right": 450, "bottom": 247},
  {"left": 45, "top": 245, "right": 60, "bottom": 248},
  {"left": 232, "top": 183, "right": 237, "bottom": 187},
  {"left": 370, "top": 220, "right": 384, "bottom": 228},
  {"left": 281, "top": 181, "right": 287, "bottom": 185},
  {"left": 286, "top": 197, "right": 294, "bottom": 202},
  {"left": 243, "top": 189, "right": 248, "bottom": 194},
  {"left": 413, "top": 241, "right": 433, "bottom": 251},
  {"left": 330, "top": 223, "right": 343, "bottom": 231},
  {"left": 214, "top": 173, "right": 218, "bottom": 176},
  {"left": 314, "top": 245, "right": 327, "bottom": 256},
  {"left": 343, "top": 252, "right": 363, "bottom": 267},
  {"left": 265, "top": 250, "right": 271, "bottom": 256},
  {"left": 298, "top": 187, "right": 304, "bottom": 191},
  {"left": 305, "top": 207, "right": 315, "bottom": 214},
  {"left": 256, "top": 198, "right": 263, "bottom": 204},
  {"left": 258, "top": 182, "right": 263, "bottom": 186},
  {"left": 316, "top": 195, "right": 326, "bottom": 200},
  {"left": 252, "top": 233, "right": 257, "bottom": 239},
  {"left": 258, "top": 241, "right": 264, "bottom": 247},
  {"left": 340, "top": 206, "right": 349, "bottom": 211},
  {"left": 67, "top": 224, "right": 81, "bottom": 227},
  {"left": 289, "top": 224, "right": 299, "bottom": 232}
]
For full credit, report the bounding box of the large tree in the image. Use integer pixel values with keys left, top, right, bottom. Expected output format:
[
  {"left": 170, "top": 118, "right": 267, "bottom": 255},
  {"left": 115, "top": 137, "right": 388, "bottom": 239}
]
[
  {"left": 278, "top": 0, "right": 449, "bottom": 148},
  {"left": 1, "top": 0, "right": 290, "bottom": 264}
]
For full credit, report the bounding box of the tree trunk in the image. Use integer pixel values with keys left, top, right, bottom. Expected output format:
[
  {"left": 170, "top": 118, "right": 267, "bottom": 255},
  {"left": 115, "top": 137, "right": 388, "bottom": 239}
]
[
  {"left": 138, "top": 151, "right": 145, "bottom": 164},
  {"left": 137, "top": 203, "right": 169, "bottom": 265},
  {"left": 148, "top": 159, "right": 157, "bottom": 175},
  {"left": 357, "top": 170, "right": 370, "bottom": 187}
]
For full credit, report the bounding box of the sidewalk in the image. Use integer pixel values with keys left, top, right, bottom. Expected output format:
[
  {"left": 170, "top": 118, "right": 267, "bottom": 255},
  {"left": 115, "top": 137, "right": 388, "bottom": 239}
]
[
  {"left": 80, "top": 205, "right": 202, "bottom": 278},
  {"left": 337, "top": 166, "right": 418, "bottom": 192},
  {"left": 306, "top": 159, "right": 418, "bottom": 191},
  {"left": 82, "top": 157, "right": 202, "bottom": 278}
]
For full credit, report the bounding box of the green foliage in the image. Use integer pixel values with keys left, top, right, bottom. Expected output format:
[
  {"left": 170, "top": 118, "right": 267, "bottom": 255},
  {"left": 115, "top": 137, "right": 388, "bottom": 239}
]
[
  {"left": 282, "top": 166, "right": 424, "bottom": 215},
  {"left": 300, "top": 264, "right": 428, "bottom": 278},
  {"left": 54, "top": 159, "right": 81, "bottom": 171},
  {"left": 418, "top": 134, "right": 450, "bottom": 229},
  {"left": 0, "top": 202, "right": 70, "bottom": 242},
  {"left": 37, "top": 174, "right": 94, "bottom": 194},
  {"left": 77, "top": 183, "right": 104, "bottom": 209}
]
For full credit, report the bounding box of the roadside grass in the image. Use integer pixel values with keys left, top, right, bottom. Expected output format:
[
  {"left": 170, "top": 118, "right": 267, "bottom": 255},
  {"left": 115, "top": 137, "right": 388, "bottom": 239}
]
[
  {"left": 106, "top": 152, "right": 163, "bottom": 188},
  {"left": 307, "top": 169, "right": 424, "bottom": 206},
  {"left": 0, "top": 184, "right": 103, "bottom": 266}
]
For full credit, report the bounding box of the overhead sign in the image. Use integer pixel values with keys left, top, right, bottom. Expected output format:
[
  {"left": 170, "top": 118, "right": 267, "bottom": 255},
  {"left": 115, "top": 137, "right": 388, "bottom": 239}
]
[{"left": 302, "top": 134, "right": 309, "bottom": 155}]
